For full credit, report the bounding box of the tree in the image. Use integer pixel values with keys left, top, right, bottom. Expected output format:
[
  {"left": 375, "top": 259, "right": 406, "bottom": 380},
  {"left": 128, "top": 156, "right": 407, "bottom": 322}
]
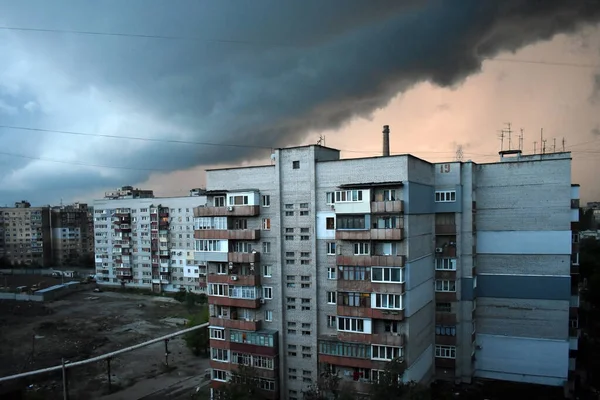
[
  {"left": 217, "top": 365, "right": 269, "bottom": 400},
  {"left": 369, "top": 358, "right": 432, "bottom": 400},
  {"left": 0, "top": 256, "right": 8, "bottom": 268},
  {"left": 303, "top": 372, "right": 356, "bottom": 400},
  {"left": 183, "top": 306, "right": 210, "bottom": 356}
]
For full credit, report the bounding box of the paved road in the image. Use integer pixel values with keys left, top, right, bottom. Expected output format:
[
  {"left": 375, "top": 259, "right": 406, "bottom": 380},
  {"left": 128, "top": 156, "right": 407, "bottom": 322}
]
[{"left": 97, "top": 371, "right": 210, "bottom": 400}]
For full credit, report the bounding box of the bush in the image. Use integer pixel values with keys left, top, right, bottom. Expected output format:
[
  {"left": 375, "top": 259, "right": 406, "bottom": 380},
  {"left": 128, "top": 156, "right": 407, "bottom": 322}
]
[{"left": 184, "top": 306, "right": 209, "bottom": 357}]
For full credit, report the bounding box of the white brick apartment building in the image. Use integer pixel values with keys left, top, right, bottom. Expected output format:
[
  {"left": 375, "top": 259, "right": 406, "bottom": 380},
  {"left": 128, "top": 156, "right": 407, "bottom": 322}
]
[
  {"left": 93, "top": 190, "right": 208, "bottom": 293},
  {"left": 198, "top": 144, "right": 580, "bottom": 400}
]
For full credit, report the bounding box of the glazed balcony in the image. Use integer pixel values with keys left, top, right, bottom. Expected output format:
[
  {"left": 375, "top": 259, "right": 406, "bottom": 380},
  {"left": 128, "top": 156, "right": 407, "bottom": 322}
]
[
  {"left": 336, "top": 228, "right": 403, "bottom": 241},
  {"left": 209, "top": 317, "right": 262, "bottom": 331},
  {"left": 208, "top": 296, "right": 261, "bottom": 309},
  {"left": 371, "top": 333, "right": 405, "bottom": 347},
  {"left": 207, "top": 273, "right": 260, "bottom": 286},
  {"left": 435, "top": 335, "right": 458, "bottom": 346},
  {"left": 337, "top": 280, "right": 405, "bottom": 297},
  {"left": 195, "top": 229, "right": 261, "bottom": 241},
  {"left": 152, "top": 278, "right": 169, "bottom": 285},
  {"left": 194, "top": 205, "right": 260, "bottom": 217},
  {"left": 318, "top": 354, "right": 403, "bottom": 372},
  {"left": 228, "top": 252, "right": 260, "bottom": 263},
  {"left": 435, "top": 224, "right": 456, "bottom": 235},
  {"left": 336, "top": 254, "right": 405, "bottom": 267},
  {"left": 370, "top": 200, "right": 404, "bottom": 214}
]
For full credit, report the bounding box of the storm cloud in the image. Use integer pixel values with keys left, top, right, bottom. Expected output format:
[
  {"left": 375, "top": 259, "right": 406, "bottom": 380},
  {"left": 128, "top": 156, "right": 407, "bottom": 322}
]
[{"left": 1, "top": 0, "right": 599, "bottom": 204}]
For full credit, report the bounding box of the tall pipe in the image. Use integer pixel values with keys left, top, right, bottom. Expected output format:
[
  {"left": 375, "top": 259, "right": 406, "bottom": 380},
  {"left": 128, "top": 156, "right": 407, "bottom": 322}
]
[{"left": 382, "top": 125, "right": 390, "bottom": 156}]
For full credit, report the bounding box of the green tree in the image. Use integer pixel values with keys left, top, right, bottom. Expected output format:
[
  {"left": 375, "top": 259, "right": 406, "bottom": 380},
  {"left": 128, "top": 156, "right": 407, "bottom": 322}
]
[
  {"left": 303, "top": 372, "right": 356, "bottom": 400},
  {"left": 217, "top": 365, "right": 269, "bottom": 400},
  {"left": 0, "top": 256, "right": 8, "bottom": 268},
  {"left": 184, "top": 306, "right": 210, "bottom": 356},
  {"left": 369, "top": 358, "right": 431, "bottom": 400}
]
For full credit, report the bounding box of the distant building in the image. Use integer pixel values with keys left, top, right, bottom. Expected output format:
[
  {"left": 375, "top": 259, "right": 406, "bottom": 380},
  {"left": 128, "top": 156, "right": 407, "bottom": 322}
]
[
  {"left": 103, "top": 185, "right": 155, "bottom": 200},
  {"left": 0, "top": 201, "right": 52, "bottom": 266},
  {"left": 93, "top": 191, "right": 208, "bottom": 293},
  {"left": 51, "top": 202, "right": 94, "bottom": 267}
]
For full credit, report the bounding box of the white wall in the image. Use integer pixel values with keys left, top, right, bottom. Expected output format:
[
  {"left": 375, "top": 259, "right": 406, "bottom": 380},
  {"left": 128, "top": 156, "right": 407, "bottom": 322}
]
[
  {"left": 476, "top": 231, "right": 571, "bottom": 255},
  {"left": 316, "top": 211, "right": 335, "bottom": 240}
]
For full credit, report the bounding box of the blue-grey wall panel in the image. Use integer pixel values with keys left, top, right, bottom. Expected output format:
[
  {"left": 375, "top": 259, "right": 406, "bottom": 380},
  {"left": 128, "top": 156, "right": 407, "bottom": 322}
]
[
  {"left": 478, "top": 275, "right": 571, "bottom": 301},
  {"left": 433, "top": 185, "right": 463, "bottom": 213},
  {"left": 461, "top": 278, "right": 474, "bottom": 300},
  {"left": 404, "top": 182, "right": 434, "bottom": 214}
]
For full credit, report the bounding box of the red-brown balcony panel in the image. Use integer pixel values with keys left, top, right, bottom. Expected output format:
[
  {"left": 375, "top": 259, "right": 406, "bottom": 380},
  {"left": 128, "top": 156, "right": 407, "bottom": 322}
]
[
  {"left": 228, "top": 252, "right": 260, "bottom": 263},
  {"left": 370, "top": 200, "right": 404, "bottom": 214},
  {"left": 335, "top": 332, "right": 372, "bottom": 344},
  {"left": 435, "top": 313, "right": 457, "bottom": 325},
  {"left": 435, "top": 270, "right": 457, "bottom": 280},
  {"left": 370, "top": 228, "right": 404, "bottom": 241},
  {"left": 435, "top": 247, "right": 456, "bottom": 258},
  {"left": 436, "top": 292, "right": 457, "bottom": 302},
  {"left": 371, "top": 333, "right": 405, "bottom": 347},
  {"left": 209, "top": 359, "right": 232, "bottom": 371},
  {"left": 336, "top": 255, "right": 405, "bottom": 267},
  {"left": 337, "top": 280, "right": 373, "bottom": 292},
  {"left": 436, "top": 225, "right": 457, "bottom": 235},
  {"left": 371, "top": 308, "right": 405, "bottom": 321},
  {"left": 435, "top": 358, "right": 456, "bottom": 369},
  {"left": 336, "top": 228, "right": 403, "bottom": 241},
  {"left": 229, "top": 342, "right": 278, "bottom": 357},
  {"left": 337, "top": 305, "right": 373, "bottom": 319},
  {"left": 195, "top": 229, "right": 261, "bottom": 241},
  {"left": 208, "top": 296, "right": 261, "bottom": 309},
  {"left": 435, "top": 336, "right": 457, "bottom": 346},
  {"left": 318, "top": 354, "right": 373, "bottom": 370},
  {"left": 194, "top": 205, "right": 260, "bottom": 217},
  {"left": 336, "top": 230, "right": 371, "bottom": 241},
  {"left": 210, "top": 339, "right": 230, "bottom": 350},
  {"left": 207, "top": 274, "right": 261, "bottom": 286},
  {"left": 209, "top": 317, "right": 262, "bottom": 331},
  {"left": 229, "top": 363, "right": 278, "bottom": 380}
]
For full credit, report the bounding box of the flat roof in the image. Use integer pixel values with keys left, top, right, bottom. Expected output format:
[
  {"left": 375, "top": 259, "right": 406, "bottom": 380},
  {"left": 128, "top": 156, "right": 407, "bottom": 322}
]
[{"left": 339, "top": 181, "right": 404, "bottom": 189}]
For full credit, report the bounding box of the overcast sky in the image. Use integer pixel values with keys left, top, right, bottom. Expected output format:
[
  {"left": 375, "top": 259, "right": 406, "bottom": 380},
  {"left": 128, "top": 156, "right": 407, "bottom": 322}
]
[{"left": 1, "top": 0, "right": 599, "bottom": 206}]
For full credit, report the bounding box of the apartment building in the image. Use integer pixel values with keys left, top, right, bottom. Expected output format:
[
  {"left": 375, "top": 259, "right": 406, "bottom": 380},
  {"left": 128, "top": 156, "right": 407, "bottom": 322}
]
[
  {"left": 50, "top": 203, "right": 94, "bottom": 267},
  {"left": 200, "top": 141, "right": 579, "bottom": 400},
  {"left": 93, "top": 189, "right": 208, "bottom": 292},
  {"left": 0, "top": 201, "right": 52, "bottom": 267}
]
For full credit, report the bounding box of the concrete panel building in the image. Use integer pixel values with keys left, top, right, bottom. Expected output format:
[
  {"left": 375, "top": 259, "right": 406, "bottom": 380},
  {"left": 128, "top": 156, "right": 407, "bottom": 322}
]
[
  {"left": 200, "top": 140, "right": 579, "bottom": 400},
  {"left": 93, "top": 188, "right": 208, "bottom": 293},
  {"left": 50, "top": 202, "right": 94, "bottom": 267},
  {"left": 0, "top": 201, "right": 52, "bottom": 267}
]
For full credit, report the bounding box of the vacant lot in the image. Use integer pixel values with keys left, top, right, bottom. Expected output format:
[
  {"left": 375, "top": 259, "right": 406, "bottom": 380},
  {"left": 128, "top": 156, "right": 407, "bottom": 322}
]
[{"left": 0, "top": 289, "right": 210, "bottom": 400}]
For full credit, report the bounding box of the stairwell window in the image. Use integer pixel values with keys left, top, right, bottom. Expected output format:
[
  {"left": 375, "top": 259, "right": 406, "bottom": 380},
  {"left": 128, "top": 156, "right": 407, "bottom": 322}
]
[
  {"left": 262, "top": 218, "right": 271, "bottom": 230},
  {"left": 327, "top": 291, "right": 337, "bottom": 304},
  {"left": 435, "top": 345, "right": 456, "bottom": 359},
  {"left": 261, "top": 195, "right": 271, "bottom": 207},
  {"left": 435, "top": 258, "right": 457, "bottom": 270},
  {"left": 435, "top": 190, "right": 456, "bottom": 203},
  {"left": 327, "top": 242, "right": 336, "bottom": 255},
  {"left": 435, "top": 280, "right": 456, "bottom": 292},
  {"left": 293, "top": 161, "right": 300, "bottom": 169}
]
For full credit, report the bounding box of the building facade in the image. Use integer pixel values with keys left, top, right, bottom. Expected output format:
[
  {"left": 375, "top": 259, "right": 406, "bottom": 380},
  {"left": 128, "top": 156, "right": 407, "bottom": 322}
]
[
  {"left": 51, "top": 202, "right": 94, "bottom": 267},
  {"left": 0, "top": 201, "right": 52, "bottom": 267},
  {"left": 93, "top": 190, "right": 208, "bottom": 292},
  {"left": 199, "top": 144, "right": 579, "bottom": 400}
]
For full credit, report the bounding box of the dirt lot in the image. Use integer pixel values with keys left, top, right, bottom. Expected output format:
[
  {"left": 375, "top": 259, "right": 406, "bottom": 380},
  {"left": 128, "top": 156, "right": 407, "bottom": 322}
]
[
  {"left": 0, "top": 288, "right": 210, "bottom": 400},
  {"left": 0, "top": 273, "right": 66, "bottom": 291}
]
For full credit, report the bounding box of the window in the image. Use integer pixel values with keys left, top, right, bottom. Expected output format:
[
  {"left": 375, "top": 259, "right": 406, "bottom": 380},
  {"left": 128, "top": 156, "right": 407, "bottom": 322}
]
[
  {"left": 327, "top": 315, "right": 336, "bottom": 328},
  {"left": 300, "top": 211, "right": 309, "bottom": 216},
  {"left": 339, "top": 266, "right": 369, "bottom": 280},
  {"left": 301, "top": 227, "right": 309, "bottom": 233},
  {"left": 285, "top": 235, "right": 294, "bottom": 241},
  {"left": 572, "top": 233, "right": 579, "bottom": 243},
  {"left": 335, "top": 190, "right": 363, "bottom": 202},
  {"left": 286, "top": 251, "right": 294, "bottom": 257},
  {"left": 371, "top": 345, "right": 402, "bottom": 361},
  {"left": 229, "top": 195, "right": 249, "bottom": 205},
  {"left": 572, "top": 252, "right": 580, "bottom": 265},
  {"left": 210, "top": 328, "right": 225, "bottom": 340},
  {"left": 211, "top": 348, "right": 229, "bottom": 362},
  {"left": 195, "top": 239, "right": 227, "bottom": 252},
  {"left": 326, "top": 192, "right": 335, "bottom": 204},
  {"left": 262, "top": 242, "right": 271, "bottom": 253},
  {"left": 337, "top": 317, "right": 366, "bottom": 333},
  {"left": 435, "top": 258, "right": 457, "bottom": 270},
  {"left": 436, "top": 302, "right": 452, "bottom": 312},
  {"left": 300, "top": 203, "right": 309, "bottom": 209},
  {"left": 212, "top": 369, "right": 228, "bottom": 382},
  {"left": 326, "top": 242, "right": 336, "bottom": 255},
  {"left": 292, "top": 161, "right": 300, "bottom": 169},
  {"left": 231, "top": 241, "right": 253, "bottom": 253},
  {"left": 285, "top": 228, "right": 294, "bottom": 233},
  {"left": 327, "top": 267, "right": 337, "bottom": 280},
  {"left": 263, "top": 287, "right": 273, "bottom": 299},
  {"left": 285, "top": 204, "right": 294, "bottom": 209},
  {"left": 300, "top": 260, "right": 310, "bottom": 265},
  {"left": 214, "top": 196, "right": 225, "bottom": 207},
  {"left": 262, "top": 218, "right": 271, "bottom": 230},
  {"left": 233, "top": 219, "right": 247, "bottom": 230},
  {"left": 262, "top": 195, "right": 271, "bottom": 207},
  {"left": 208, "top": 284, "right": 228, "bottom": 296},
  {"left": 300, "top": 252, "right": 310, "bottom": 258},
  {"left": 435, "top": 280, "right": 456, "bottom": 292},
  {"left": 372, "top": 267, "right": 403, "bottom": 283},
  {"left": 300, "top": 235, "right": 309, "bottom": 241},
  {"left": 373, "top": 216, "right": 402, "bottom": 229},
  {"left": 286, "top": 259, "right": 295, "bottom": 265},
  {"left": 383, "top": 189, "right": 397, "bottom": 201},
  {"left": 327, "top": 291, "right": 337, "bottom": 304},
  {"left": 373, "top": 293, "right": 403, "bottom": 310},
  {"left": 385, "top": 321, "right": 399, "bottom": 333},
  {"left": 326, "top": 217, "right": 335, "bottom": 230},
  {"left": 265, "top": 310, "right": 273, "bottom": 322},
  {"left": 354, "top": 242, "right": 370, "bottom": 255},
  {"left": 340, "top": 292, "right": 370, "bottom": 307},
  {"left": 435, "top": 325, "right": 456, "bottom": 336},
  {"left": 217, "top": 263, "right": 228, "bottom": 274},
  {"left": 435, "top": 191, "right": 456, "bottom": 203},
  {"left": 435, "top": 345, "right": 456, "bottom": 359},
  {"left": 337, "top": 215, "right": 366, "bottom": 230},
  {"left": 285, "top": 211, "right": 294, "bottom": 216},
  {"left": 262, "top": 265, "right": 272, "bottom": 277}
]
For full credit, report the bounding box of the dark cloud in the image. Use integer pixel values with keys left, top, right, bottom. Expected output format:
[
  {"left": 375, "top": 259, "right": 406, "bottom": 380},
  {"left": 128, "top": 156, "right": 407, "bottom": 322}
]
[
  {"left": 592, "top": 126, "right": 600, "bottom": 136},
  {"left": 1, "top": 0, "right": 600, "bottom": 204}
]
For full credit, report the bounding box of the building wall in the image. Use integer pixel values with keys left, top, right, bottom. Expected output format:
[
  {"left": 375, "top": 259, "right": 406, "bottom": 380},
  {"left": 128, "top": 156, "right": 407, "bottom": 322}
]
[{"left": 0, "top": 205, "right": 51, "bottom": 267}]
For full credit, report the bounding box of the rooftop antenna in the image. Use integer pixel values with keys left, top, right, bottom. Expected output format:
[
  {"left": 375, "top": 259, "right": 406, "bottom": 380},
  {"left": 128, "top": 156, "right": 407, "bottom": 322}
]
[
  {"left": 505, "top": 122, "right": 513, "bottom": 150},
  {"left": 553, "top": 138, "right": 557, "bottom": 153},
  {"left": 498, "top": 130, "right": 505, "bottom": 152},
  {"left": 542, "top": 139, "right": 547, "bottom": 155},
  {"left": 533, "top": 141, "right": 537, "bottom": 154},
  {"left": 316, "top": 134, "right": 325, "bottom": 147},
  {"left": 519, "top": 129, "right": 524, "bottom": 151},
  {"left": 540, "top": 128, "right": 545, "bottom": 155},
  {"left": 455, "top": 145, "right": 464, "bottom": 162},
  {"left": 562, "top": 138, "right": 566, "bottom": 152}
]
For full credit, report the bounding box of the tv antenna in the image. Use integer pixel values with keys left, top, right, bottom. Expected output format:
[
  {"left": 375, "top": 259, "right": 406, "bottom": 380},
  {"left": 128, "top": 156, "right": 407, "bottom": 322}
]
[
  {"left": 316, "top": 135, "right": 326, "bottom": 147},
  {"left": 540, "top": 128, "right": 545, "bottom": 155},
  {"left": 518, "top": 129, "right": 524, "bottom": 151},
  {"left": 553, "top": 138, "right": 557, "bottom": 153},
  {"left": 455, "top": 145, "right": 464, "bottom": 161},
  {"left": 562, "top": 138, "right": 566, "bottom": 152},
  {"left": 498, "top": 130, "right": 505, "bottom": 151},
  {"left": 533, "top": 141, "right": 537, "bottom": 154}
]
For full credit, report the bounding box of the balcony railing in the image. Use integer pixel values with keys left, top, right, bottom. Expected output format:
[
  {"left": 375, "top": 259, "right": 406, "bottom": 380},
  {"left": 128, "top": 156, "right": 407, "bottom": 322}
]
[
  {"left": 228, "top": 252, "right": 260, "bottom": 263},
  {"left": 194, "top": 205, "right": 260, "bottom": 217},
  {"left": 209, "top": 316, "right": 262, "bottom": 331},
  {"left": 195, "top": 229, "right": 261, "bottom": 241},
  {"left": 208, "top": 274, "right": 260, "bottom": 286},
  {"left": 370, "top": 200, "right": 404, "bottom": 214},
  {"left": 336, "top": 254, "right": 405, "bottom": 267},
  {"left": 336, "top": 228, "right": 403, "bottom": 241}
]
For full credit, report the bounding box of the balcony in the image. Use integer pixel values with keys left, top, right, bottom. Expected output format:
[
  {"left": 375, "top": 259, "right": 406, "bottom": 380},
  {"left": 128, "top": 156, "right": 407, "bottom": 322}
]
[
  {"left": 336, "top": 254, "right": 405, "bottom": 267},
  {"left": 435, "top": 358, "right": 456, "bottom": 369},
  {"left": 336, "top": 228, "right": 403, "bottom": 241},
  {"left": 208, "top": 296, "right": 261, "bottom": 309},
  {"left": 370, "top": 200, "right": 404, "bottom": 214},
  {"left": 318, "top": 354, "right": 402, "bottom": 372},
  {"left": 336, "top": 306, "right": 405, "bottom": 321},
  {"left": 195, "top": 229, "right": 261, "bottom": 241},
  {"left": 194, "top": 205, "right": 260, "bottom": 217},
  {"left": 435, "top": 247, "right": 456, "bottom": 258},
  {"left": 435, "top": 335, "right": 457, "bottom": 346},
  {"left": 337, "top": 279, "right": 405, "bottom": 295},
  {"left": 228, "top": 252, "right": 260, "bottom": 263},
  {"left": 207, "top": 274, "right": 260, "bottom": 286},
  {"left": 371, "top": 333, "right": 405, "bottom": 347},
  {"left": 435, "top": 225, "right": 456, "bottom": 235},
  {"left": 209, "top": 317, "right": 262, "bottom": 331},
  {"left": 435, "top": 292, "right": 457, "bottom": 302},
  {"left": 152, "top": 278, "right": 169, "bottom": 284}
]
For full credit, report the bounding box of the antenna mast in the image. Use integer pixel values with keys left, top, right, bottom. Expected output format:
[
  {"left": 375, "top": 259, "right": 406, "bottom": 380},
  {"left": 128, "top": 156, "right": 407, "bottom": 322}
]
[
  {"left": 519, "top": 129, "right": 524, "bottom": 151},
  {"left": 533, "top": 141, "right": 537, "bottom": 154},
  {"left": 498, "top": 130, "right": 505, "bottom": 152},
  {"left": 455, "top": 145, "right": 464, "bottom": 162},
  {"left": 505, "top": 122, "right": 513, "bottom": 150},
  {"left": 553, "top": 138, "right": 557, "bottom": 153},
  {"left": 562, "top": 138, "right": 566, "bottom": 152},
  {"left": 540, "top": 128, "right": 545, "bottom": 155}
]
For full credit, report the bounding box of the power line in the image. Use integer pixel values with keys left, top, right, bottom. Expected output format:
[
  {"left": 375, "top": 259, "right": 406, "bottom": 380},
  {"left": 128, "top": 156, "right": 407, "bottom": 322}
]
[{"left": 0, "top": 25, "right": 598, "bottom": 69}]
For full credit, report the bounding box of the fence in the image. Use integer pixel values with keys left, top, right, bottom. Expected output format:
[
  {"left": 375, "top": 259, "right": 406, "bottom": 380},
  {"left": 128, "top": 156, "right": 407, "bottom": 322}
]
[
  {"left": 0, "top": 281, "right": 83, "bottom": 302},
  {"left": 0, "top": 322, "right": 210, "bottom": 399}
]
